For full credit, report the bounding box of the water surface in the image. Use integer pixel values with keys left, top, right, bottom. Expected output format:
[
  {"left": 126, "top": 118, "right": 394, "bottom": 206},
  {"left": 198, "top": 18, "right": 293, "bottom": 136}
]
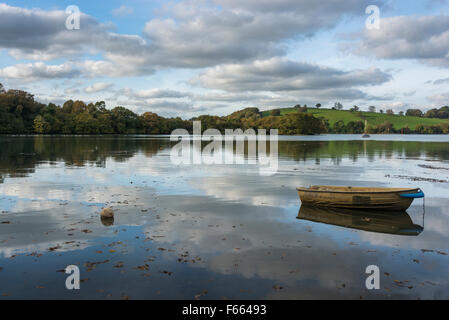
[{"left": 0, "top": 135, "right": 448, "bottom": 299}]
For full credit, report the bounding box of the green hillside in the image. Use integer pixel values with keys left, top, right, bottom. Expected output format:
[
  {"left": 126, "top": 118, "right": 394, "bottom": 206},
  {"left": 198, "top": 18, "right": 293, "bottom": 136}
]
[{"left": 261, "top": 107, "right": 449, "bottom": 130}]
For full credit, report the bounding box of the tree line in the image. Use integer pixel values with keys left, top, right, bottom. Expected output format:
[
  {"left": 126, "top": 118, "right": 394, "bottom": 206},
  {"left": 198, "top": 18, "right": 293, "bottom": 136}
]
[
  {"left": 1, "top": 83, "right": 448, "bottom": 135},
  {"left": 0, "top": 84, "right": 190, "bottom": 135},
  {"left": 0, "top": 85, "right": 326, "bottom": 135}
]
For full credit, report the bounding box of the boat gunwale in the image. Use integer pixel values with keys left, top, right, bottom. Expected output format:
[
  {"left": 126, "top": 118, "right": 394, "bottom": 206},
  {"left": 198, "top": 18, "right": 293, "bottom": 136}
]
[{"left": 296, "top": 187, "right": 420, "bottom": 195}]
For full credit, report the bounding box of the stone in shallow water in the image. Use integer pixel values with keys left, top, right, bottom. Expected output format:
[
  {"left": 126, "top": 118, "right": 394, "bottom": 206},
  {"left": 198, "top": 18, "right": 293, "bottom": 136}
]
[{"left": 100, "top": 207, "right": 114, "bottom": 218}]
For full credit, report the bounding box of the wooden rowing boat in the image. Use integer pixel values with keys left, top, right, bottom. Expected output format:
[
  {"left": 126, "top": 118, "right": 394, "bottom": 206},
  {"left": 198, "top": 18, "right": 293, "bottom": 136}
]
[
  {"left": 297, "top": 186, "right": 424, "bottom": 211},
  {"left": 297, "top": 205, "right": 423, "bottom": 236}
]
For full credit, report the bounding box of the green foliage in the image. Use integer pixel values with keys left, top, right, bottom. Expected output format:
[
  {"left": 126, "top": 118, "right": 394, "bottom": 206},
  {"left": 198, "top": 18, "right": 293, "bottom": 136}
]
[
  {"left": 424, "top": 106, "right": 449, "bottom": 119},
  {"left": 296, "top": 105, "right": 308, "bottom": 113},
  {"left": 111, "top": 106, "right": 141, "bottom": 134},
  {"left": 1, "top": 84, "right": 449, "bottom": 136},
  {"left": 0, "top": 88, "right": 44, "bottom": 133},
  {"left": 346, "top": 121, "right": 365, "bottom": 133},
  {"left": 415, "top": 123, "right": 448, "bottom": 134},
  {"left": 406, "top": 109, "right": 423, "bottom": 117},
  {"left": 332, "top": 120, "right": 346, "bottom": 134},
  {"left": 34, "top": 115, "right": 48, "bottom": 134},
  {"left": 279, "top": 113, "right": 327, "bottom": 135},
  {"left": 227, "top": 107, "right": 261, "bottom": 120},
  {"left": 374, "top": 121, "right": 393, "bottom": 133},
  {"left": 262, "top": 106, "right": 449, "bottom": 134}
]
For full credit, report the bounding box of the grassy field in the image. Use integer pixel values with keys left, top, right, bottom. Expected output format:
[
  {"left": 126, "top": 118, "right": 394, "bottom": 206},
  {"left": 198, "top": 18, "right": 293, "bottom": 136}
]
[{"left": 261, "top": 107, "right": 449, "bottom": 129}]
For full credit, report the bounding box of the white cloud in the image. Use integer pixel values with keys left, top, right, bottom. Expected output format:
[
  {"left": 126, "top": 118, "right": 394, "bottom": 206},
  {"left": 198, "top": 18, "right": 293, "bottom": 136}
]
[
  {"left": 0, "top": 61, "right": 79, "bottom": 80},
  {"left": 427, "top": 92, "right": 449, "bottom": 106},
  {"left": 143, "top": 0, "right": 379, "bottom": 68},
  {"left": 111, "top": 5, "right": 134, "bottom": 16},
  {"left": 193, "top": 58, "right": 391, "bottom": 91},
  {"left": 64, "top": 87, "right": 80, "bottom": 95},
  {"left": 2, "top": 1, "right": 448, "bottom": 112},
  {"left": 0, "top": 3, "right": 111, "bottom": 61},
  {"left": 432, "top": 77, "right": 449, "bottom": 85},
  {"left": 0, "top": 1, "right": 383, "bottom": 74},
  {"left": 117, "top": 88, "right": 192, "bottom": 99},
  {"left": 346, "top": 15, "right": 449, "bottom": 68},
  {"left": 79, "top": 59, "right": 154, "bottom": 78},
  {"left": 84, "top": 82, "right": 114, "bottom": 93},
  {"left": 191, "top": 58, "right": 392, "bottom": 103}
]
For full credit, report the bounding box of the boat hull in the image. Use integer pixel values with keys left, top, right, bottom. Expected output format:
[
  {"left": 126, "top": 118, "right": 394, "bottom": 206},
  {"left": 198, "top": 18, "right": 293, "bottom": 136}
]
[{"left": 297, "top": 186, "right": 422, "bottom": 211}]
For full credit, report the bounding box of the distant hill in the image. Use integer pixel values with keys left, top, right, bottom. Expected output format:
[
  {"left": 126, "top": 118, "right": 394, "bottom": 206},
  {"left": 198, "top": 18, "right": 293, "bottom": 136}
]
[{"left": 260, "top": 107, "right": 449, "bottom": 131}]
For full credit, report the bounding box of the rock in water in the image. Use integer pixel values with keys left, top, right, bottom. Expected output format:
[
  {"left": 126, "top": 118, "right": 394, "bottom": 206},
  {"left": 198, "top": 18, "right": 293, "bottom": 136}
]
[
  {"left": 101, "top": 216, "right": 114, "bottom": 227},
  {"left": 100, "top": 207, "right": 114, "bottom": 218}
]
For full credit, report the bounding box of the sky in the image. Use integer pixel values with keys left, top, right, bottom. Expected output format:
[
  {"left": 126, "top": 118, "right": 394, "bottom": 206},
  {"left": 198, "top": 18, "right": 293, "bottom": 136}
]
[{"left": 1, "top": 0, "right": 449, "bottom": 118}]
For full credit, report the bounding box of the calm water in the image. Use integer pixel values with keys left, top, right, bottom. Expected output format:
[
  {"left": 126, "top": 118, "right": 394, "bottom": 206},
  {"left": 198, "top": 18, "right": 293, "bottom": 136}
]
[{"left": 0, "top": 135, "right": 449, "bottom": 299}]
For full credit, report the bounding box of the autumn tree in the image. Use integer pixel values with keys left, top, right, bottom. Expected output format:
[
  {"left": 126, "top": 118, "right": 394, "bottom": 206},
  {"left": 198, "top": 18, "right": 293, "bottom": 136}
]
[
  {"left": 62, "top": 100, "right": 74, "bottom": 113},
  {"left": 111, "top": 106, "right": 141, "bottom": 134},
  {"left": 71, "top": 100, "right": 87, "bottom": 114},
  {"left": 75, "top": 113, "right": 100, "bottom": 134},
  {"left": 33, "top": 115, "right": 52, "bottom": 134},
  {"left": 280, "top": 113, "right": 326, "bottom": 135},
  {"left": 405, "top": 109, "right": 423, "bottom": 117},
  {"left": 345, "top": 121, "right": 364, "bottom": 133},
  {"left": 142, "top": 112, "right": 164, "bottom": 134},
  {"left": 424, "top": 106, "right": 449, "bottom": 119}
]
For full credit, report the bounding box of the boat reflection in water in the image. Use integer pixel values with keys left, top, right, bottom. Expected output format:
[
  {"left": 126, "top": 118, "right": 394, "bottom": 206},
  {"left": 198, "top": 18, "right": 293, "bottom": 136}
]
[{"left": 297, "top": 205, "right": 424, "bottom": 236}]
